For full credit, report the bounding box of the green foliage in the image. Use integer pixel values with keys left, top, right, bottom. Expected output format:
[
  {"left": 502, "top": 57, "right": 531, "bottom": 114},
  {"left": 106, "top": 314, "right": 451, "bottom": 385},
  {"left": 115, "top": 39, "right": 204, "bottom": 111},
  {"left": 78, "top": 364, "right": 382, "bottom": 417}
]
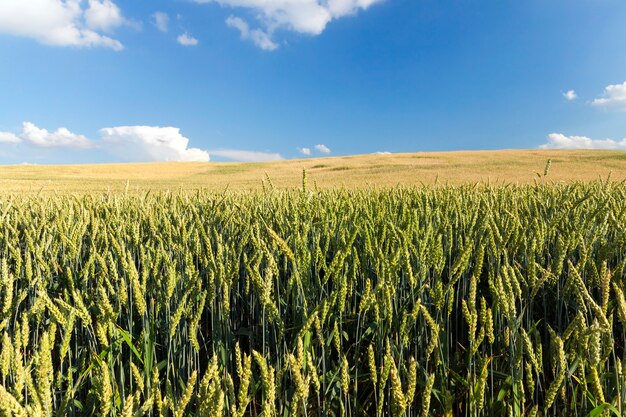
[{"left": 0, "top": 183, "right": 625, "bottom": 416}]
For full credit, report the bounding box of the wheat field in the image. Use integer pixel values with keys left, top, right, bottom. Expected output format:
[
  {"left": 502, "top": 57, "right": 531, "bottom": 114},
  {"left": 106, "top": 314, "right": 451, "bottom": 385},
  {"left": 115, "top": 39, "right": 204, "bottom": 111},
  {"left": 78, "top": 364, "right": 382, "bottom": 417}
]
[
  {"left": 0, "top": 177, "right": 625, "bottom": 416},
  {"left": 1, "top": 150, "right": 625, "bottom": 193},
  {"left": 0, "top": 151, "right": 625, "bottom": 416}
]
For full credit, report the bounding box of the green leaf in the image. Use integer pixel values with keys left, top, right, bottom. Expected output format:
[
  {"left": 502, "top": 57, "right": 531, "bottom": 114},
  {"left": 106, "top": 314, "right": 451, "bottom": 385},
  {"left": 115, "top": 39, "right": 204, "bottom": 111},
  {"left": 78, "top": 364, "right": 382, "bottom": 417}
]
[
  {"left": 587, "top": 403, "right": 621, "bottom": 417},
  {"left": 115, "top": 325, "right": 143, "bottom": 364}
]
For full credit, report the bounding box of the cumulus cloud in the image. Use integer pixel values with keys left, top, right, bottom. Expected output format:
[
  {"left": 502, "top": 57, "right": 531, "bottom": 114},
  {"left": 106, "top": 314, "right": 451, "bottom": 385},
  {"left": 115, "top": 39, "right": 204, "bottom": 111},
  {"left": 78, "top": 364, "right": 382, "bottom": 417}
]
[
  {"left": 0, "top": 132, "right": 21, "bottom": 144},
  {"left": 0, "top": 122, "right": 211, "bottom": 162},
  {"left": 210, "top": 149, "right": 283, "bottom": 162},
  {"left": 0, "top": 0, "right": 125, "bottom": 50},
  {"left": 314, "top": 144, "right": 331, "bottom": 154},
  {"left": 18, "top": 122, "right": 94, "bottom": 148},
  {"left": 152, "top": 11, "right": 169, "bottom": 32},
  {"left": 563, "top": 90, "right": 577, "bottom": 101},
  {"left": 226, "top": 16, "right": 278, "bottom": 50},
  {"left": 373, "top": 151, "right": 391, "bottom": 155},
  {"left": 592, "top": 81, "right": 626, "bottom": 111},
  {"left": 197, "top": 0, "right": 382, "bottom": 49},
  {"left": 100, "top": 126, "right": 209, "bottom": 162},
  {"left": 298, "top": 147, "right": 312, "bottom": 156},
  {"left": 177, "top": 32, "right": 199, "bottom": 46},
  {"left": 1, "top": 122, "right": 285, "bottom": 163},
  {"left": 540, "top": 133, "right": 626, "bottom": 150},
  {"left": 1, "top": 122, "right": 94, "bottom": 148},
  {"left": 84, "top": 0, "right": 125, "bottom": 32}
]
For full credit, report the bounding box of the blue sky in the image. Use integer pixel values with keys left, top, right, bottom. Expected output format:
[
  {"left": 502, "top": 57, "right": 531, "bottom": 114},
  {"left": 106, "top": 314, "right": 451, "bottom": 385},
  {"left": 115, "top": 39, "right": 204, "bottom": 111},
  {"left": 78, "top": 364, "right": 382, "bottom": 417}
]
[{"left": 1, "top": 0, "right": 625, "bottom": 163}]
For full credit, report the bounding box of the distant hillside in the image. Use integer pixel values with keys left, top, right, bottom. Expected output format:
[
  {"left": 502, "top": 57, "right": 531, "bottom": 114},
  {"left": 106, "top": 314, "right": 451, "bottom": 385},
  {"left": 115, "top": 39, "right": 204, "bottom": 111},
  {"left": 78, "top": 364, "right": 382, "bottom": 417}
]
[{"left": 0, "top": 149, "right": 624, "bottom": 193}]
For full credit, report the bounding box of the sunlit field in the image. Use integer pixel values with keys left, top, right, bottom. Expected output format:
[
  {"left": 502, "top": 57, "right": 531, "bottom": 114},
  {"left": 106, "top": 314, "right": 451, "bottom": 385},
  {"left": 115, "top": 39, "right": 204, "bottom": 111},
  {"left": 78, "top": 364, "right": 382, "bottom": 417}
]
[
  {"left": 1, "top": 150, "right": 625, "bottom": 193},
  {"left": 3, "top": 0, "right": 626, "bottom": 414},
  {"left": 0, "top": 165, "right": 625, "bottom": 416}
]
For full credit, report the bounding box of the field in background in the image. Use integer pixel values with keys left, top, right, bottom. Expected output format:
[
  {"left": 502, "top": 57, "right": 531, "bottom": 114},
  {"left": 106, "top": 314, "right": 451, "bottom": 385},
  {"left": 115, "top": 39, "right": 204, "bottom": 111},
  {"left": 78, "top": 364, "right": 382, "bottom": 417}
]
[{"left": 1, "top": 149, "right": 625, "bottom": 193}]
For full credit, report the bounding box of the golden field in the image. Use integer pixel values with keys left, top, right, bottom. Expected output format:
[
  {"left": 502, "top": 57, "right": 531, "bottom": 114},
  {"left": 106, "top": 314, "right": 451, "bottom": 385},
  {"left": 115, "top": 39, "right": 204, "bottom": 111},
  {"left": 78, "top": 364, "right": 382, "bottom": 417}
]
[{"left": 1, "top": 149, "right": 625, "bottom": 193}]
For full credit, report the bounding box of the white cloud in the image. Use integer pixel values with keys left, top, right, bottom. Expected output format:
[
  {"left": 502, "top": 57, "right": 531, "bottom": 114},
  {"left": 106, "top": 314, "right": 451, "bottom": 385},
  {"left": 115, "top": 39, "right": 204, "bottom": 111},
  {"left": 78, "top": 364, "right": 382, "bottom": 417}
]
[
  {"left": 152, "top": 11, "right": 169, "bottom": 32},
  {"left": 298, "top": 147, "right": 312, "bottom": 156},
  {"left": 84, "top": 0, "right": 124, "bottom": 32},
  {"left": 0, "top": 132, "right": 21, "bottom": 144},
  {"left": 100, "top": 126, "right": 210, "bottom": 162},
  {"left": 563, "top": 90, "right": 577, "bottom": 101},
  {"left": 314, "top": 144, "right": 331, "bottom": 154},
  {"left": 20, "top": 122, "right": 94, "bottom": 148},
  {"left": 592, "top": 81, "right": 626, "bottom": 111},
  {"left": 0, "top": 123, "right": 211, "bottom": 162},
  {"left": 373, "top": 151, "right": 391, "bottom": 155},
  {"left": 198, "top": 0, "right": 383, "bottom": 49},
  {"left": 1, "top": 122, "right": 286, "bottom": 163},
  {"left": 177, "top": 32, "right": 199, "bottom": 46},
  {"left": 540, "top": 133, "right": 626, "bottom": 150},
  {"left": 0, "top": 0, "right": 125, "bottom": 50},
  {"left": 226, "top": 16, "right": 278, "bottom": 50},
  {"left": 210, "top": 149, "right": 283, "bottom": 162}
]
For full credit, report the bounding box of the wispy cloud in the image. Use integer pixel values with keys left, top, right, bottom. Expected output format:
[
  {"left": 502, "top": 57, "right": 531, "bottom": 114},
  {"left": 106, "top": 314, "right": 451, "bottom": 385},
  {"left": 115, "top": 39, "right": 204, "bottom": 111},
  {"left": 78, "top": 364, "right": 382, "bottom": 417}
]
[
  {"left": 562, "top": 90, "right": 577, "bottom": 101},
  {"left": 210, "top": 149, "right": 283, "bottom": 162},
  {"left": 592, "top": 81, "right": 626, "bottom": 111},
  {"left": 298, "top": 144, "right": 332, "bottom": 156},
  {"left": 197, "top": 0, "right": 383, "bottom": 50},
  {"left": 152, "top": 11, "right": 169, "bottom": 32},
  {"left": 0, "top": 0, "right": 126, "bottom": 50},
  {"left": 177, "top": 32, "right": 199, "bottom": 46},
  {"left": 314, "top": 144, "right": 331, "bottom": 154},
  {"left": 540, "top": 133, "right": 626, "bottom": 150},
  {"left": 298, "top": 147, "right": 312, "bottom": 156},
  {"left": 226, "top": 16, "right": 277, "bottom": 51}
]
